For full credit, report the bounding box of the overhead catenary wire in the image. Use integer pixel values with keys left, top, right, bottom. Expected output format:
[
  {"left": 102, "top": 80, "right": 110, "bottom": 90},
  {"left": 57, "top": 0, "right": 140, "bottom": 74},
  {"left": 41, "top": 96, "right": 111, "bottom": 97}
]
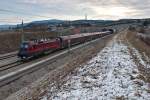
[
  {"left": 0, "top": 8, "right": 54, "bottom": 24},
  {"left": 0, "top": 8, "right": 51, "bottom": 19}
]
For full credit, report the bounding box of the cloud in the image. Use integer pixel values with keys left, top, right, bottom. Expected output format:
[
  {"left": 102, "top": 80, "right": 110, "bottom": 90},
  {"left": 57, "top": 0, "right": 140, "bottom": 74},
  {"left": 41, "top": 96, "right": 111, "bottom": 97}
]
[
  {"left": 20, "top": 0, "right": 150, "bottom": 18},
  {"left": 0, "top": 0, "right": 150, "bottom": 24}
]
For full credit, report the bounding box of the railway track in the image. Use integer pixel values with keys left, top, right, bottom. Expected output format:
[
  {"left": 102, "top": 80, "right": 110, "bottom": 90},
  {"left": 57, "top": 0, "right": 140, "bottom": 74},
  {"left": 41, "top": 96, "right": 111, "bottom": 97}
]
[
  {"left": 0, "top": 51, "right": 17, "bottom": 60},
  {"left": 0, "top": 60, "right": 22, "bottom": 72},
  {"left": 0, "top": 56, "right": 20, "bottom": 71},
  {"left": 0, "top": 34, "right": 113, "bottom": 87}
]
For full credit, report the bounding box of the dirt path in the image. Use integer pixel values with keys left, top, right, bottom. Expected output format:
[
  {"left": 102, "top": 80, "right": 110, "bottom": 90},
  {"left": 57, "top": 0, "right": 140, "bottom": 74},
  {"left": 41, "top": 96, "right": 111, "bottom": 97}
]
[{"left": 40, "top": 33, "right": 150, "bottom": 100}]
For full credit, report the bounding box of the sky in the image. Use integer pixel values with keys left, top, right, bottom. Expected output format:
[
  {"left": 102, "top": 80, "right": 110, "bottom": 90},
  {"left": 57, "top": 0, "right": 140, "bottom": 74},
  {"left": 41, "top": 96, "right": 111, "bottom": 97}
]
[{"left": 0, "top": 0, "right": 150, "bottom": 25}]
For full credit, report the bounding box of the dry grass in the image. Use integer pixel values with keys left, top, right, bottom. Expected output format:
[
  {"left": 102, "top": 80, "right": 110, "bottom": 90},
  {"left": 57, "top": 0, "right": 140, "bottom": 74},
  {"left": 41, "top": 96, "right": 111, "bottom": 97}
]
[
  {"left": 126, "top": 30, "right": 150, "bottom": 58},
  {"left": 0, "top": 33, "right": 21, "bottom": 54},
  {"left": 125, "top": 30, "right": 150, "bottom": 82},
  {"left": 137, "top": 33, "right": 150, "bottom": 45}
]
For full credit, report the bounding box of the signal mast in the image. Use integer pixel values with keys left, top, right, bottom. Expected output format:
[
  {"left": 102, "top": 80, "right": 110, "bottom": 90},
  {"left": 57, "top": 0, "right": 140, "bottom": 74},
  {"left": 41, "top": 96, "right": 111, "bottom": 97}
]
[{"left": 21, "top": 20, "right": 24, "bottom": 42}]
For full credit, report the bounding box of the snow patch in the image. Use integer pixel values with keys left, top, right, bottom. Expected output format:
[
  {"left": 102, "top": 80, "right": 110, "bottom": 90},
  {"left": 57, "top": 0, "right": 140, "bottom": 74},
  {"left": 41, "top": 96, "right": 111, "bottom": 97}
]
[{"left": 41, "top": 38, "right": 150, "bottom": 100}]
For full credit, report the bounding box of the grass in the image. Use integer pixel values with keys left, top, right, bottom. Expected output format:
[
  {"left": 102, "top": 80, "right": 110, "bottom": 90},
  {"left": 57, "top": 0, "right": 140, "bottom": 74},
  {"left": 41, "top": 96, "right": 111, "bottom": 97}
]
[
  {"left": 126, "top": 30, "right": 150, "bottom": 83},
  {"left": 126, "top": 30, "right": 150, "bottom": 58},
  {"left": 137, "top": 33, "right": 150, "bottom": 45}
]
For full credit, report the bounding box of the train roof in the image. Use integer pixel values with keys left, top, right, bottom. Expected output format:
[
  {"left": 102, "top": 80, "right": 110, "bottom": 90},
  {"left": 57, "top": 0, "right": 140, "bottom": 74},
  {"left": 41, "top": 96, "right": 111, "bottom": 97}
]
[
  {"left": 60, "top": 31, "right": 110, "bottom": 40},
  {"left": 22, "top": 38, "right": 58, "bottom": 46},
  {"left": 21, "top": 31, "right": 111, "bottom": 46}
]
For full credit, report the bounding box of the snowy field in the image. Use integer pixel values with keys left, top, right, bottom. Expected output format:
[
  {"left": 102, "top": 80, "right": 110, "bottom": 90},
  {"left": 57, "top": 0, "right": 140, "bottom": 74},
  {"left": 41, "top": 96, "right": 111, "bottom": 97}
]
[{"left": 41, "top": 36, "right": 150, "bottom": 100}]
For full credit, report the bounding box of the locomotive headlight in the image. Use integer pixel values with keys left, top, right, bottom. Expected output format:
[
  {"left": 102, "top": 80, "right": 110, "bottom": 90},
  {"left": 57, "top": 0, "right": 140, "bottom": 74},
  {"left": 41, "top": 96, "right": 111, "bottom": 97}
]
[{"left": 25, "top": 45, "right": 28, "bottom": 48}]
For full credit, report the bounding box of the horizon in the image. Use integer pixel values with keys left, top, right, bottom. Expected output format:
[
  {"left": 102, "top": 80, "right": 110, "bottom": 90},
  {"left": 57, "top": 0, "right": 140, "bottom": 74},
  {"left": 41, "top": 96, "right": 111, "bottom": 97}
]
[
  {"left": 0, "top": 18, "right": 148, "bottom": 26},
  {"left": 0, "top": 0, "right": 150, "bottom": 25}
]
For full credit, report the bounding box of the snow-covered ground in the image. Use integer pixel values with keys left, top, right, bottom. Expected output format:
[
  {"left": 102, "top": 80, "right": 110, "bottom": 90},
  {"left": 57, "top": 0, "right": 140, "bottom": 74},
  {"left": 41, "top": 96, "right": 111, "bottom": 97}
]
[{"left": 41, "top": 36, "right": 150, "bottom": 100}]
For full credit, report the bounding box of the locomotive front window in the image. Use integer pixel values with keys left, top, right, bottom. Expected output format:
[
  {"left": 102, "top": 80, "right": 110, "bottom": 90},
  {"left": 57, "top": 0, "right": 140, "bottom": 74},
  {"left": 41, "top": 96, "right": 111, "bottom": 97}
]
[{"left": 20, "top": 43, "right": 29, "bottom": 50}]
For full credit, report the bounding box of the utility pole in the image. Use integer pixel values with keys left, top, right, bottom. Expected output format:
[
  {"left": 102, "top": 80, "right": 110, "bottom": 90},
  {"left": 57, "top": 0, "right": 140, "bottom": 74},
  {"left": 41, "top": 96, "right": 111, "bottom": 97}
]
[
  {"left": 85, "top": 13, "right": 87, "bottom": 20},
  {"left": 21, "top": 20, "right": 24, "bottom": 43}
]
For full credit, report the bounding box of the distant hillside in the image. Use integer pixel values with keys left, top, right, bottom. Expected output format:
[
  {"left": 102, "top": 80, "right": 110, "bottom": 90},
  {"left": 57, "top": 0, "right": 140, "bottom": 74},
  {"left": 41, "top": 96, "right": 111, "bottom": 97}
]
[
  {"left": 23, "top": 19, "right": 114, "bottom": 29},
  {"left": 26, "top": 19, "right": 64, "bottom": 26},
  {"left": 30, "top": 19, "right": 64, "bottom": 24},
  {"left": 0, "top": 25, "right": 16, "bottom": 30},
  {"left": 1, "top": 18, "right": 150, "bottom": 31}
]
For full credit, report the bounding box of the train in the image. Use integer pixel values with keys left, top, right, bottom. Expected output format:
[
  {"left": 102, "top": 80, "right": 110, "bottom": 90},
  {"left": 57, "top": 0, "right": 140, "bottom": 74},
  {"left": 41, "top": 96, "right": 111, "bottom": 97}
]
[{"left": 18, "top": 29, "right": 114, "bottom": 59}]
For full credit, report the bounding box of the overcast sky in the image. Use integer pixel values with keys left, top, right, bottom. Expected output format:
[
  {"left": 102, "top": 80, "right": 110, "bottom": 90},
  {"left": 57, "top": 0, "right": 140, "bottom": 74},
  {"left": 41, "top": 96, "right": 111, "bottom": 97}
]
[{"left": 0, "top": 0, "right": 150, "bottom": 24}]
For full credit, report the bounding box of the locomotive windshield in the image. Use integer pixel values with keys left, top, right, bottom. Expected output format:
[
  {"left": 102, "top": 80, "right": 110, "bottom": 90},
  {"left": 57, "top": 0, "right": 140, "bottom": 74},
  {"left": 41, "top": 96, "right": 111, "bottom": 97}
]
[{"left": 20, "top": 42, "right": 29, "bottom": 50}]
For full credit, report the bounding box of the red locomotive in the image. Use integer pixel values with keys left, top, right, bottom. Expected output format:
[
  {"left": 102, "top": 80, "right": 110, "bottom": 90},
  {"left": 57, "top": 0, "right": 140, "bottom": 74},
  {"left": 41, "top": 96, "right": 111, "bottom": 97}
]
[{"left": 18, "top": 29, "right": 114, "bottom": 59}]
